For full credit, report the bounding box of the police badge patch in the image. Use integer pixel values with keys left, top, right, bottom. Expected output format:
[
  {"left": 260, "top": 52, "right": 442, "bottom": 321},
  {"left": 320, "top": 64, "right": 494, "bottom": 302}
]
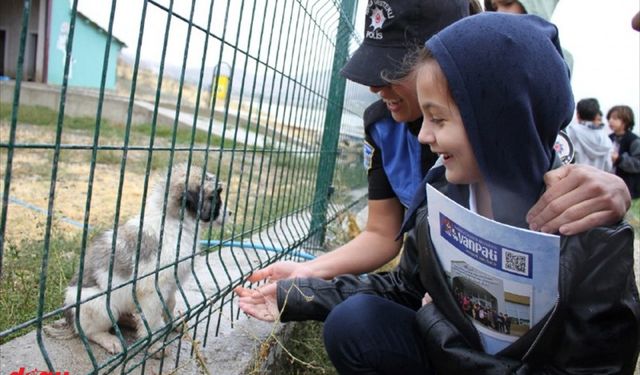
[
  {"left": 553, "top": 130, "right": 575, "bottom": 165},
  {"left": 363, "top": 140, "right": 374, "bottom": 170}
]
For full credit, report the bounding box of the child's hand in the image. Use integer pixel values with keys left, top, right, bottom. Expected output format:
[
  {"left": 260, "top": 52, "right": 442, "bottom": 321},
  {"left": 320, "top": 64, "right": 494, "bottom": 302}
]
[
  {"left": 235, "top": 283, "right": 279, "bottom": 322},
  {"left": 611, "top": 151, "right": 619, "bottom": 164},
  {"left": 247, "top": 261, "right": 314, "bottom": 284},
  {"left": 422, "top": 292, "right": 433, "bottom": 306}
]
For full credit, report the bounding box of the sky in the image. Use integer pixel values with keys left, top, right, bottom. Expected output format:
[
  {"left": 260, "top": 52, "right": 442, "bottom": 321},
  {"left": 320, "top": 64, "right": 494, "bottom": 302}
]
[
  {"left": 79, "top": 0, "right": 640, "bottom": 134},
  {"left": 78, "top": 0, "right": 343, "bottom": 86},
  {"left": 552, "top": 0, "right": 640, "bottom": 135}
]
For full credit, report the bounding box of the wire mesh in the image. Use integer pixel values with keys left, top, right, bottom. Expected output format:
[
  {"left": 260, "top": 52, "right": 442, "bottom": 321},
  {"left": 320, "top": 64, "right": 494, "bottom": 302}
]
[{"left": 0, "top": 0, "right": 368, "bottom": 373}]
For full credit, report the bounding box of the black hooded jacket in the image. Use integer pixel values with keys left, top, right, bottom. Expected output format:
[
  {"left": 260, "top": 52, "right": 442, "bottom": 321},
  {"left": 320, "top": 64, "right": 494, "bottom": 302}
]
[{"left": 276, "top": 167, "right": 639, "bottom": 373}]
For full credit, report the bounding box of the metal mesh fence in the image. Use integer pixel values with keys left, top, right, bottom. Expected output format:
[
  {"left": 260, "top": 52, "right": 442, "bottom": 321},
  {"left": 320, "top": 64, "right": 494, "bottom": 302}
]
[{"left": 0, "top": 0, "right": 368, "bottom": 373}]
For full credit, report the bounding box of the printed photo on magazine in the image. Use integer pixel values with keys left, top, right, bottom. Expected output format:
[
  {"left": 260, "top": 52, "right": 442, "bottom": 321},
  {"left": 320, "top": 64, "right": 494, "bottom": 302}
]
[{"left": 426, "top": 184, "right": 560, "bottom": 354}]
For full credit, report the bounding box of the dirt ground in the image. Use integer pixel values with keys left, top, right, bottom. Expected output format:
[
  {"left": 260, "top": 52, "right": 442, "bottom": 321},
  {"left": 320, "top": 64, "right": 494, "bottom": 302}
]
[{"left": 1, "top": 123, "right": 149, "bottom": 245}]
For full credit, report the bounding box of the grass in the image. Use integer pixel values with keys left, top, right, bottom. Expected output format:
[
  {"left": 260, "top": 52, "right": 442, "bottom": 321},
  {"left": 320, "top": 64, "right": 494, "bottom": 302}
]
[
  {"left": 0, "top": 105, "right": 234, "bottom": 150},
  {"left": 0, "top": 230, "right": 81, "bottom": 343},
  {"left": 332, "top": 148, "right": 367, "bottom": 201},
  {"left": 270, "top": 321, "right": 337, "bottom": 375}
]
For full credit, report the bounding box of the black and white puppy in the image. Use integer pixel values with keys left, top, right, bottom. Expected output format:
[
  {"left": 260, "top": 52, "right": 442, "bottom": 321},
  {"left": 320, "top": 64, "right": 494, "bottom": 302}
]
[{"left": 49, "top": 163, "right": 227, "bottom": 356}]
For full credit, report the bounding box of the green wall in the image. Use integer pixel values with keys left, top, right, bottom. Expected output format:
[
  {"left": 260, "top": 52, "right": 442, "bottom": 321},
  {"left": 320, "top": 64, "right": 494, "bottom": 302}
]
[{"left": 47, "top": 1, "right": 123, "bottom": 89}]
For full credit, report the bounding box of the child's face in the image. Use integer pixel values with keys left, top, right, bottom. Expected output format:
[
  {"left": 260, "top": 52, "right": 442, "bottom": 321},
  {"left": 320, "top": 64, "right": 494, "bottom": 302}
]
[
  {"left": 608, "top": 112, "right": 626, "bottom": 135},
  {"left": 369, "top": 72, "right": 422, "bottom": 123},
  {"left": 416, "top": 60, "right": 482, "bottom": 185}
]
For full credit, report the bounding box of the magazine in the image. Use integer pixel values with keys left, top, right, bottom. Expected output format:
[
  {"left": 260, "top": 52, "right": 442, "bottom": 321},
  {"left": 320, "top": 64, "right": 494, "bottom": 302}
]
[{"left": 426, "top": 184, "right": 560, "bottom": 354}]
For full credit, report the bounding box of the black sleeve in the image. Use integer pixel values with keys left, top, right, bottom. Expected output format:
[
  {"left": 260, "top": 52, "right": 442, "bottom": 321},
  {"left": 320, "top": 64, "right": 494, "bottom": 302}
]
[
  {"left": 275, "top": 214, "right": 431, "bottom": 322},
  {"left": 366, "top": 135, "right": 396, "bottom": 200},
  {"left": 617, "top": 137, "right": 640, "bottom": 173},
  {"left": 364, "top": 100, "right": 396, "bottom": 201},
  {"left": 276, "top": 271, "right": 423, "bottom": 322}
]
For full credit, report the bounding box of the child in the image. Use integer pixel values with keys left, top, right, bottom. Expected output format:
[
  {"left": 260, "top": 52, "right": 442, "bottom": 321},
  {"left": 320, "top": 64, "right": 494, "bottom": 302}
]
[
  {"left": 608, "top": 105, "right": 640, "bottom": 199},
  {"left": 409, "top": 13, "right": 639, "bottom": 373},
  {"left": 565, "top": 98, "right": 613, "bottom": 171}
]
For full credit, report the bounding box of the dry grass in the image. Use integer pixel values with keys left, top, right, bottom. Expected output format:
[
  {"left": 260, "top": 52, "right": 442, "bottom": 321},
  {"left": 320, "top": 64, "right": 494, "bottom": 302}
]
[{"left": 1, "top": 123, "right": 149, "bottom": 244}]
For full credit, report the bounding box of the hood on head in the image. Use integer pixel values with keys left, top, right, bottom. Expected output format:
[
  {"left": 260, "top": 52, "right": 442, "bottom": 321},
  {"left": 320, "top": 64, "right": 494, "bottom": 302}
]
[{"left": 425, "top": 13, "right": 574, "bottom": 228}]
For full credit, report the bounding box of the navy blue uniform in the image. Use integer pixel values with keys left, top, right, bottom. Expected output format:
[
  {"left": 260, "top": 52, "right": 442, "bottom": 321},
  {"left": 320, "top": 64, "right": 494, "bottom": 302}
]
[{"left": 363, "top": 100, "right": 439, "bottom": 207}]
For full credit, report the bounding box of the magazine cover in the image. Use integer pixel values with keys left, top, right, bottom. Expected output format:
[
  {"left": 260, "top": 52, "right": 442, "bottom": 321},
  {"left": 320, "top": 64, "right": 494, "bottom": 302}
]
[{"left": 426, "top": 185, "right": 560, "bottom": 354}]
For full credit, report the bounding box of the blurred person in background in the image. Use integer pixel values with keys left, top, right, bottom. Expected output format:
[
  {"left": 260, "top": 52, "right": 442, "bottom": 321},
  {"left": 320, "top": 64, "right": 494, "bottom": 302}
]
[
  {"left": 484, "top": 0, "right": 574, "bottom": 70},
  {"left": 566, "top": 98, "right": 613, "bottom": 171},
  {"left": 608, "top": 105, "right": 640, "bottom": 199}
]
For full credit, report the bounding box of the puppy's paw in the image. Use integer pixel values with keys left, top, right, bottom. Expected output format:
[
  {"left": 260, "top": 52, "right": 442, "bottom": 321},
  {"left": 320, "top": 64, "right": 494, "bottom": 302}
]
[
  {"left": 92, "top": 333, "right": 123, "bottom": 355},
  {"left": 170, "top": 309, "right": 188, "bottom": 333},
  {"left": 148, "top": 342, "right": 166, "bottom": 359},
  {"left": 106, "top": 340, "right": 124, "bottom": 355}
]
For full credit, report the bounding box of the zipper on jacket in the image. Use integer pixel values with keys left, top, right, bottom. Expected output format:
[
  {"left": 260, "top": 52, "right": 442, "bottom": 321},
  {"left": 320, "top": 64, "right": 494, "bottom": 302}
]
[{"left": 521, "top": 295, "right": 560, "bottom": 361}]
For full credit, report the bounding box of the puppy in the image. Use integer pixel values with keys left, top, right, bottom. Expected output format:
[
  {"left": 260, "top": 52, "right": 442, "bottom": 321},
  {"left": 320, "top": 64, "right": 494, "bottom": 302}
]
[{"left": 47, "top": 163, "right": 226, "bottom": 356}]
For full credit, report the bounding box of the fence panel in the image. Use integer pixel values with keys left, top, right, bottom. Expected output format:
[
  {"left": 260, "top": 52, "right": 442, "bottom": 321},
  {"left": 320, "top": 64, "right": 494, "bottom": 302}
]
[{"left": 0, "top": 0, "right": 369, "bottom": 373}]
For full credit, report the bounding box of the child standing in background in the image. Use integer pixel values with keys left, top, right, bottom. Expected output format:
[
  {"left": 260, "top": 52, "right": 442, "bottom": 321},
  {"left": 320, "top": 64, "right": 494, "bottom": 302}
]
[
  {"left": 565, "top": 98, "right": 613, "bottom": 171},
  {"left": 608, "top": 105, "right": 640, "bottom": 199}
]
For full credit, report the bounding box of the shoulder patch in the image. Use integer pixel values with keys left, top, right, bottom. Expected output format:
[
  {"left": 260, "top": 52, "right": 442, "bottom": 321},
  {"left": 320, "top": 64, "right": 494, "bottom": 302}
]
[
  {"left": 363, "top": 140, "right": 374, "bottom": 171},
  {"left": 554, "top": 130, "right": 574, "bottom": 165}
]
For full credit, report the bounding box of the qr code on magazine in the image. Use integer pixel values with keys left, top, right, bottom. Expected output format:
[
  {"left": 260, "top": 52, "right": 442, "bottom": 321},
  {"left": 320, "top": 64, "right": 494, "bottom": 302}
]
[{"left": 502, "top": 248, "right": 529, "bottom": 276}]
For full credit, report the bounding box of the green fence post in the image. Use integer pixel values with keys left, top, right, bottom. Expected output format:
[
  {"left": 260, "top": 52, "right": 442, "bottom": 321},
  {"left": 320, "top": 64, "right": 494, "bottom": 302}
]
[{"left": 309, "top": 0, "right": 357, "bottom": 245}]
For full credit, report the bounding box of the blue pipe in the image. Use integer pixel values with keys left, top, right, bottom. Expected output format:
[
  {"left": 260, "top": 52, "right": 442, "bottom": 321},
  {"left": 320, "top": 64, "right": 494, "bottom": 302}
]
[
  {"left": 3, "top": 192, "right": 315, "bottom": 261},
  {"left": 201, "top": 240, "right": 316, "bottom": 260},
  {"left": 2, "top": 194, "right": 91, "bottom": 230}
]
